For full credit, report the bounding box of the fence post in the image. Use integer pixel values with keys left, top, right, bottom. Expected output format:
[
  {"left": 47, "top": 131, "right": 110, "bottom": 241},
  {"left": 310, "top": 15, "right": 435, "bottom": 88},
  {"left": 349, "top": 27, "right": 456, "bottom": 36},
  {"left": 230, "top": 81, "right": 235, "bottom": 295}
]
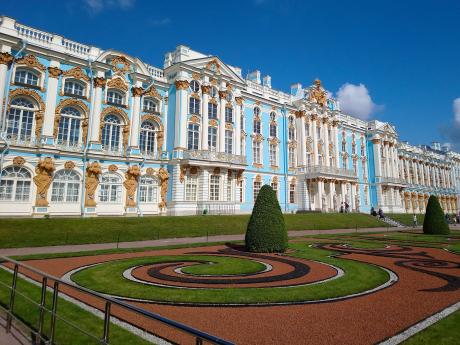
[
  {"left": 6, "top": 264, "right": 19, "bottom": 333},
  {"left": 49, "top": 281, "right": 59, "bottom": 344},
  {"left": 37, "top": 277, "right": 48, "bottom": 342},
  {"left": 102, "top": 301, "right": 111, "bottom": 345}
]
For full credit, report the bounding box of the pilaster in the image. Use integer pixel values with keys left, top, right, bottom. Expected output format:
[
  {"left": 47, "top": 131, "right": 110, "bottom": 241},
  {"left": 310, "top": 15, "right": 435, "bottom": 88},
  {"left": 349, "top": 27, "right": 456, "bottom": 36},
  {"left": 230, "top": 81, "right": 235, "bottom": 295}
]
[{"left": 42, "top": 61, "right": 61, "bottom": 143}]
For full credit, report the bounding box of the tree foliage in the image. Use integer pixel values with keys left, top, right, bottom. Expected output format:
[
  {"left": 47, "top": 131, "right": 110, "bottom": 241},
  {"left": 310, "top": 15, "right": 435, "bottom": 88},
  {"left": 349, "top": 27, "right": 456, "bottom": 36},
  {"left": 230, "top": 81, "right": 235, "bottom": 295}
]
[{"left": 423, "top": 195, "right": 450, "bottom": 235}]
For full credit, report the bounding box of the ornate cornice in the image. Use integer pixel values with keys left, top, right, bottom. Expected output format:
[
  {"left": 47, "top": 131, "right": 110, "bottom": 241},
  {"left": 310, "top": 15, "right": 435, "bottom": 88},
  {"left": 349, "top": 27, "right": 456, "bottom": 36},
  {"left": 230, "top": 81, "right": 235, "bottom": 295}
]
[
  {"left": 218, "top": 90, "right": 227, "bottom": 99},
  {"left": 93, "top": 77, "right": 106, "bottom": 88},
  {"left": 205, "top": 58, "right": 221, "bottom": 73},
  {"left": 175, "top": 80, "right": 189, "bottom": 90},
  {"left": 295, "top": 110, "right": 306, "bottom": 118},
  {"left": 16, "top": 55, "right": 46, "bottom": 71},
  {"left": 131, "top": 86, "right": 143, "bottom": 97},
  {"left": 111, "top": 55, "right": 131, "bottom": 74},
  {"left": 107, "top": 77, "right": 128, "bottom": 91},
  {"left": 63, "top": 66, "right": 90, "bottom": 82},
  {"left": 143, "top": 85, "right": 161, "bottom": 99},
  {"left": 201, "top": 85, "right": 211, "bottom": 94},
  {"left": 47, "top": 66, "right": 62, "bottom": 79}
]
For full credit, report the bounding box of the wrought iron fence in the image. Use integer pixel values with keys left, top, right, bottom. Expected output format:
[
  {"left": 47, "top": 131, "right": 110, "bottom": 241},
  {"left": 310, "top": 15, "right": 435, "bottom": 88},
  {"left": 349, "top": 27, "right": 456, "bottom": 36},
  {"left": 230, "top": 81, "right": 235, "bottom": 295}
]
[{"left": 0, "top": 256, "right": 234, "bottom": 345}]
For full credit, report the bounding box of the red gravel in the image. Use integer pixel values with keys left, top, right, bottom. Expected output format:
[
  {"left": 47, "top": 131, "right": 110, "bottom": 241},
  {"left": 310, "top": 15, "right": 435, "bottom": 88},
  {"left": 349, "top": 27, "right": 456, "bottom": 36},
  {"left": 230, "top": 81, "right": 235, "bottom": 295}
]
[{"left": 10, "top": 245, "right": 460, "bottom": 345}]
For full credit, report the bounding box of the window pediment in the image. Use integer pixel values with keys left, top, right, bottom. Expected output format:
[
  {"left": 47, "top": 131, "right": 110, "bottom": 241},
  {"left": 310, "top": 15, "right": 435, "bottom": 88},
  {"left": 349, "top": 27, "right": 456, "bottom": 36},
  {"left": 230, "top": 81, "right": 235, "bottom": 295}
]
[
  {"left": 16, "top": 55, "right": 46, "bottom": 72},
  {"left": 107, "top": 77, "right": 128, "bottom": 91}
]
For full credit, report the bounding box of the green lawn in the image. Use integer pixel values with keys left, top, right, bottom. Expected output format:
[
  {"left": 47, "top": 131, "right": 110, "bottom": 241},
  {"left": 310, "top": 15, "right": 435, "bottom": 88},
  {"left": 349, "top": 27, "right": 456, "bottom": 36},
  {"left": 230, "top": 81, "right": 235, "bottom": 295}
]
[
  {"left": 402, "top": 309, "right": 460, "bottom": 345},
  {"left": 0, "top": 213, "right": 385, "bottom": 249},
  {"left": 388, "top": 213, "right": 425, "bottom": 226},
  {"left": 0, "top": 268, "right": 152, "bottom": 345},
  {"left": 70, "top": 243, "right": 389, "bottom": 304}
]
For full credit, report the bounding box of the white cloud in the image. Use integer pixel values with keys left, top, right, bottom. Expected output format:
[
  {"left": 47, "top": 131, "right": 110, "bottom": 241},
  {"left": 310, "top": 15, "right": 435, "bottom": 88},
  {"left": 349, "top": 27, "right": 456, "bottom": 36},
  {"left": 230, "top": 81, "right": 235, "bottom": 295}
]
[
  {"left": 453, "top": 98, "right": 460, "bottom": 124},
  {"left": 336, "top": 83, "right": 377, "bottom": 120},
  {"left": 85, "top": 0, "right": 135, "bottom": 13},
  {"left": 150, "top": 17, "right": 171, "bottom": 26}
]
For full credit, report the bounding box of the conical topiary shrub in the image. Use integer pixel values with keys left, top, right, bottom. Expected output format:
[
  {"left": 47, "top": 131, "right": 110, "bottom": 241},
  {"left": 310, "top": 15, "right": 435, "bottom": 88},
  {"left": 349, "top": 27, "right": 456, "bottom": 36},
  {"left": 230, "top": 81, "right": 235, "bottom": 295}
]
[
  {"left": 245, "top": 184, "right": 288, "bottom": 253},
  {"left": 423, "top": 195, "right": 450, "bottom": 235}
]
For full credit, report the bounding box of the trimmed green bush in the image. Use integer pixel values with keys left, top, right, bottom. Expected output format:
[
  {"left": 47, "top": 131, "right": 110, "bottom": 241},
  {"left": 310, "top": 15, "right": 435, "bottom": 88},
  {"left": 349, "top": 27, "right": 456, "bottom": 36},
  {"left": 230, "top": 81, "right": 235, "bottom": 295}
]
[
  {"left": 423, "top": 195, "right": 450, "bottom": 235},
  {"left": 245, "top": 185, "right": 288, "bottom": 253}
]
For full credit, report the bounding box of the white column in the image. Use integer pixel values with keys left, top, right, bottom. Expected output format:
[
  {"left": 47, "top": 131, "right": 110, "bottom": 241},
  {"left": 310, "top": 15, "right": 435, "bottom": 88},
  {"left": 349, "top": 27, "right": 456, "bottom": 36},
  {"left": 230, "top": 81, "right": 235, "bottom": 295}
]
[
  {"left": 318, "top": 179, "right": 323, "bottom": 211},
  {"left": 372, "top": 139, "right": 382, "bottom": 176},
  {"left": 329, "top": 181, "right": 334, "bottom": 212},
  {"left": 90, "top": 73, "right": 105, "bottom": 143},
  {"left": 392, "top": 146, "right": 399, "bottom": 178},
  {"left": 333, "top": 123, "right": 340, "bottom": 168},
  {"left": 201, "top": 85, "right": 209, "bottom": 150},
  {"left": 413, "top": 160, "right": 419, "bottom": 184},
  {"left": 312, "top": 116, "right": 319, "bottom": 165},
  {"left": 218, "top": 89, "right": 226, "bottom": 152},
  {"left": 296, "top": 112, "right": 306, "bottom": 166},
  {"left": 0, "top": 51, "right": 12, "bottom": 127},
  {"left": 324, "top": 122, "right": 330, "bottom": 167},
  {"left": 419, "top": 162, "right": 425, "bottom": 186},
  {"left": 405, "top": 160, "right": 411, "bottom": 184},
  {"left": 42, "top": 61, "right": 61, "bottom": 139},
  {"left": 129, "top": 84, "right": 142, "bottom": 149},
  {"left": 174, "top": 78, "right": 189, "bottom": 149},
  {"left": 234, "top": 97, "right": 242, "bottom": 155}
]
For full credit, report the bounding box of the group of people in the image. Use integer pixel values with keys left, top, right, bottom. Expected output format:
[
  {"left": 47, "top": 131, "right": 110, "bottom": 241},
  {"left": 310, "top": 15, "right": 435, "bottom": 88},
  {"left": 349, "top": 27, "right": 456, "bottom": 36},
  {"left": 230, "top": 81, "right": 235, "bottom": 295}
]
[
  {"left": 370, "top": 207, "right": 385, "bottom": 219},
  {"left": 339, "top": 202, "right": 350, "bottom": 213},
  {"left": 445, "top": 212, "right": 460, "bottom": 225}
]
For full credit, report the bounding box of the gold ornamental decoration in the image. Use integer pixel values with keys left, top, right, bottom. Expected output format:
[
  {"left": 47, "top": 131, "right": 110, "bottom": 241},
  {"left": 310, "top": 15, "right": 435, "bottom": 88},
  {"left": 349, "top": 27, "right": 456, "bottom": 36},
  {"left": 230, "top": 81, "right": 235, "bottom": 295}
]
[
  {"left": 255, "top": 174, "right": 262, "bottom": 183},
  {"left": 85, "top": 162, "right": 102, "bottom": 207},
  {"left": 146, "top": 167, "right": 155, "bottom": 176},
  {"left": 54, "top": 98, "right": 89, "bottom": 138},
  {"left": 295, "top": 110, "right": 306, "bottom": 118},
  {"left": 124, "top": 165, "right": 141, "bottom": 207},
  {"left": 143, "top": 85, "right": 161, "bottom": 99},
  {"left": 0, "top": 52, "right": 13, "bottom": 66},
  {"left": 205, "top": 58, "right": 221, "bottom": 73},
  {"left": 218, "top": 90, "right": 227, "bottom": 99},
  {"left": 201, "top": 85, "right": 211, "bottom": 95},
  {"left": 33, "top": 157, "right": 55, "bottom": 207},
  {"left": 16, "top": 55, "right": 46, "bottom": 71},
  {"left": 111, "top": 55, "right": 131, "bottom": 74},
  {"left": 131, "top": 86, "right": 143, "bottom": 97},
  {"left": 179, "top": 165, "right": 189, "bottom": 183},
  {"left": 107, "top": 77, "right": 128, "bottom": 91},
  {"left": 47, "top": 67, "right": 62, "bottom": 79},
  {"left": 122, "top": 125, "right": 130, "bottom": 149},
  {"left": 192, "top": 72, "right": 201, "bottom": 80},
  {"left": 63, "top": 67, "right": 90, "bottom": 82},
  {"left": 141, "top": 114, "right": 163, "bottom": 130},
  {"left": 225, "top": 123, "right": 233, "bottom": 130},
  {"left": 108, "top": 164, "right": 118, "bottom": 172},
  {"left": 236, "top": 170, "right": 244, "bottom": 183},
  {"left": 157, "top": 131, "right": 164, "bottom": 154},
  {"left": 64, "top": 161, "right": 76, "bottom": 170},
  {"left": 235, "top": 97, "right": 243, "bottom": 106},
  {"left": 175, "top": 80, "right": 189, "bottom": 90},
  {"left": 209, "top": 119, "right": 218, "bottom": 127},
  {"left": 190, "top": 115, "right": 200, "bottom": 124},
  {"left": 13, "top": 156, "right": 25, "bottom": 165},
  {"left": 158, "top": 167, "right": 169, "bottom": 209},
  {"left": 213, "top": 167, "right": 221, "bottom": 175},
  {"left": 8, "top": 88, "right": 45, "bottom": 139},
  {"left": 308, "top": 79, "right": 327, "bottom": 107},
  {"left": 93, "top": 77, "right": 106, "bottom": 88},
  {"left": 190, "top": 166, "right": 198, "bottom": 175}
]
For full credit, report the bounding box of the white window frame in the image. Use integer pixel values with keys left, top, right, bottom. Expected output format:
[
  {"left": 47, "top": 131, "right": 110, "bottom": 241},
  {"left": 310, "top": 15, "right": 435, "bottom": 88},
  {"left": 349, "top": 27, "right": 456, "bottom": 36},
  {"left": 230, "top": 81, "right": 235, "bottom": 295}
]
[
  {"left": 0, "top": 166, "right": 32, "bottom": 202},
  {"left": 50, "top": 170, "right": 80, "bottom": 203}
]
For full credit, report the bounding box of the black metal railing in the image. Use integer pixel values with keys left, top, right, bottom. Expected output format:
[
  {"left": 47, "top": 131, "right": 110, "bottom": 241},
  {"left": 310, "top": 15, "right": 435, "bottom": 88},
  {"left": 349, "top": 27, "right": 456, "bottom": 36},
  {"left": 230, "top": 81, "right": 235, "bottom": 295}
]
[{"left": 0, "top": 256, "right": 234, "bottom": 345}]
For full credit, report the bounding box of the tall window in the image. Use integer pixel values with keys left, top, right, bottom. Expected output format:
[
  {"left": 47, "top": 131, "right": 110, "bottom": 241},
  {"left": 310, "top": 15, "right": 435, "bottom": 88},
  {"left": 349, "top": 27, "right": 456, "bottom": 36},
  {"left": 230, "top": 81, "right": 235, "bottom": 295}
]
[
  {"left": 225, "top": 130, "right": 233, "bottom": 154},
  {"left": 253, "top": 107, "right": 260, "bottom": 117},
  {"left": 361, "top": 145, "right": 365, "bottom": 156},
  {"left": 342, "top": 157, "right": 348, "bottom": 169},
  {"left": 140, "top": 121, "right": 156, "bottom": 155},
  {"left": 101, "top": 115, "right": 122, "bottom": 151},
  {"left": 288, "top": 127, "right": 295, "bottom": 141},
  {"left": 189, "top": 97, "right": 200, "bottom": 115},
  {"left": 353, "top": 159, "right": 358, "bottom": 175},
  {"left": 288, "top": 147, "right": 295, "bottom": 168},
  {"left": 225, "top": 107, "right": 233, "bottom": 123},
  {"left": 352, "top": 143, "right": 356, "bottom": 155},
  {"left": 269, "top": 112, "right": 276, "bottom": 122},
  {"left": 0, "top": 166, "right": 31, "bottom": 201},
  {"left": 253, "top": 180, "right": 261, "bottom": 202},
  {"left": 289, "top": 183, "right": 296, "bottom": 203},
  {"left": 306, "top": 152, "right": 312, "bottom": 167},
  {"left": 271, "top": 181, "right": 278, "bottom": 198},
  {"left": 139, "top": 176, "right": 158, "bottom": 203},
  {"left": 253, "top": 119, "right": 261, "bottom": 134},
  {"left": 226, "top": 178, "right": 233, "bottom": 201},
  {"left": 57, "top": 107, "right": 81, "bottom": 146},
  {"left": 208, "top": 127, "right": 217, "bottom": 151},
  {"left": 238, "top": 180, "right": 244, "bottom": 203},
  {"left": 7, "top": 97, "right": 35, "bottom": 141},
  {"left": 187, "top": 123, "right": 199, "bottom": 150},
  {"left": 190, "top": 80, "right": 200, "bottom": 93},
  {"left": 210, "top": 86, "right": 218, "bottom": 98},
  {"left": 107, "top": 90, "right": 124, "bottom": 105},
  {"left": 269, "top": 144, "right": 277, "bottom": 166},
  {"left": 64, "top": 80, "right": 85, "bottom": 97},
  {"left": 342, "top": 141, "right": 346, "bottom": 152},
  {"left": 14, "top": 69, "right": 38, "bottom": 86},
  {"left": 143, "top": 98, "right": 157, "bottom": 112},
  {"left": 185, "top": 175, "right": 198, "bottom": 201},
  {"left": 208, "top": 102, "right": 217, "bottom": 119},
  {"left": 210, "top": 175, "right": 220, "bottom": 201},
  {"left": 253, "top": 141, "right": 261, "bottom": 164},
  {"left": 270, "top": 123, "right": 277, "bottom": 138},
  {"left": 51, "top": 170, "right": 80, "bottom": 203},
  {"left": 316, "top": 126, "right": 321, "bottom": 139},
  {"left": 305, "top": 123, "right": 310, "bottom": 136},
  {"left": 99, "top": 173, "right": 122, "bottom": 203}
]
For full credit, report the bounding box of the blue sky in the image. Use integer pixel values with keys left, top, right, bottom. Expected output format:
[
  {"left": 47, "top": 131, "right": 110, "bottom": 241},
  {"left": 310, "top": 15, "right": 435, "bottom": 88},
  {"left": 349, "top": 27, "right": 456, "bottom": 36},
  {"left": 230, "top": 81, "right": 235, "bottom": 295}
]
[{"left": 2, "top": 0, "right": 460, "bottom": 150}]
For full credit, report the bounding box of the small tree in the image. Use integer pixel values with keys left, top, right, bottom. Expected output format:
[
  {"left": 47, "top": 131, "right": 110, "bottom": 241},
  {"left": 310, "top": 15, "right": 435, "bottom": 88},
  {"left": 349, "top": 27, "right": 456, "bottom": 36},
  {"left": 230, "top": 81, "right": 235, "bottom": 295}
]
[
  {"left": 423, "top": 195, "right": 450, "bottom": 235},
  {"left": 245, "top": 185, "right": 288, "bottom": 253}
]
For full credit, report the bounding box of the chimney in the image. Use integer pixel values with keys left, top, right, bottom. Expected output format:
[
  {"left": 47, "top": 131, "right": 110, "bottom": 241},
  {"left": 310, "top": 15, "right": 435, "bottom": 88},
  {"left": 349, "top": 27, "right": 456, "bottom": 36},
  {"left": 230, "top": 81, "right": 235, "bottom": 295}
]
[
  {"left": 247, "top": 70, "right": 261, "bottom": 84},
  {"left": 290, "top": 83, "right": 302, "bottom": 97},
  {"left": 263, "top": 75, "right": 271, "bottom": 88}
]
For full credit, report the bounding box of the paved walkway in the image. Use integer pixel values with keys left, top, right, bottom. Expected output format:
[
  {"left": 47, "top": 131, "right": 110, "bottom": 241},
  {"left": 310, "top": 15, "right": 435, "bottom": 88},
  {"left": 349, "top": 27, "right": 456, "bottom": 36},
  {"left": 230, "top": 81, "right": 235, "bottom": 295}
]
[
  {"left": 0, "top": 226, "right": 405, "bottom": 257},
  {"left": 0, "top": 327, "right": 24, "bottom": 345}
]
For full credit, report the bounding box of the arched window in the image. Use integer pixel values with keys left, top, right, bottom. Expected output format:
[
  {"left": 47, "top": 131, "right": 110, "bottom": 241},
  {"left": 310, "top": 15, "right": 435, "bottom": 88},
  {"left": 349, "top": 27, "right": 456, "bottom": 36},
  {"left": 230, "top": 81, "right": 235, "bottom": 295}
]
[
  {"left": 0, "top": 166, "right": 31, "bottom": 201},
  {"left": 14, "top": 69, "right": 39, "bottom": 87},
  {"left": 210, "top": 86, "right": 218, "bottom": 98},
  {"left": 253, "top": 119, "right": 261, "bottom": 134},
  {"left": 187, "top": 123, "right": 199, "bottom": 150},
  {"left": 269, "top": 112, "right": 276, "bottom": 122},
  {"left": 288, "top": 116, "right": 294, "bottom": 126},
  {"left": 288, "top": 127, "right": 295, "bottom": 141},
  {"left": 101, "top": 115, "right": 122, "bottom": 151},
  {"left": 190, "top": 80, "right": 200, "bottom": 93},
  {"left": 51, "top": 170, "right": 80, "bottom": 203},
  {"left": 305, "top": 123, "right": 310, "bottom": 136},
  {"left": 289, "top": 183, "right": 296, "bottom": 203},
  {"left": 253, "top": 180, "right": 261, "bottom": 202},
  {"left": 64, "top": 80, "right": 85, "bottom": 97},
  {"left": 107, "top": 90, "right": 124, "bottom": 106},
  {"left": 6, "top": 97, "right": 35, "bottom": 141},
  {"left": 143, "top": 98, "right": 157, "bottom": 112},
  {"left": 139, "top": 121, "right": 157, "bottom": 155},
  {"left": 139, "top": 176, "right": 158, "bottom": 203},
  {"left": 99, "top": 173, "right": 122, "bottom": 203},
  {"left": 253, "top": 107, "right": 260, "bottom": 117},
  {"left": 189, "top": 97, "right": 200, "bottom": 115},
  {"left": 57, "top": 107, "right": 81, "bottom": 146},
  {"left": 269, "top": 122, "right": 277, "bottom": 138}
]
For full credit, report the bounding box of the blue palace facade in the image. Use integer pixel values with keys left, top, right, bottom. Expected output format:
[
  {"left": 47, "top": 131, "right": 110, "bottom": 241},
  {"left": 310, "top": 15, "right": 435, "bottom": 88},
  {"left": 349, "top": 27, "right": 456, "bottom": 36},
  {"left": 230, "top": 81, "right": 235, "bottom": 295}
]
[{"left": 0, "top": 16, "right": 459, "bottom": 217}]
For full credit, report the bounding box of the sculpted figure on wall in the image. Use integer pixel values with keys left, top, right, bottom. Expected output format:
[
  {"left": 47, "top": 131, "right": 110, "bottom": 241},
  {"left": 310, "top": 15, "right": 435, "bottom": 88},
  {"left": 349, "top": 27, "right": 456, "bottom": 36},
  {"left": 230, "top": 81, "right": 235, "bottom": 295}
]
[
  {"left": 33, "top": 157, "right": 55, "bottom": 206},
  {"left": 124, "top": 165, "right": 141, "bottom": 207},
  {"left": 158, "top": 167, "right": 169, "bottom": 210},
  {"left": 308, "top": 79, "right": 327, "bottom": 107},
  {"left": 85, "top": 162, "right": 102, "bottom": 207}
]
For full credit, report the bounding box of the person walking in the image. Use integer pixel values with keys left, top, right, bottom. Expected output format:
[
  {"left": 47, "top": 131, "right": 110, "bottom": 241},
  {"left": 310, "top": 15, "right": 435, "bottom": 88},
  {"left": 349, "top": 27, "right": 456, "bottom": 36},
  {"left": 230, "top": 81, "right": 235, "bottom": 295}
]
[{"left": 413, "top": 214, "right": 417, "bottom": 227}]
